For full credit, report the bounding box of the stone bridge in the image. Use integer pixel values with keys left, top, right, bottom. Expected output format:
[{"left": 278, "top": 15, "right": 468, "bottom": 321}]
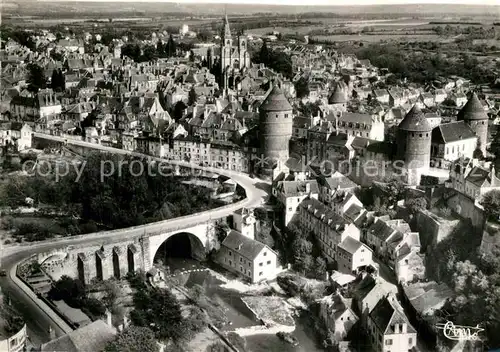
[
  {"left": 37, "top": 221, "right": 219, "bottom": 284},
  {"left": 27, "top": 132, "right": 268, "bottom": 285}
]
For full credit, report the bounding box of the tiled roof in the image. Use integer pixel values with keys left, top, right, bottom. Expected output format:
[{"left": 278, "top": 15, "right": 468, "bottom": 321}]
[
  {"left": 276, "top": 180, "right": 319, "bottom": 197},
  {"left": 338, "top": 236, "right": 365, "bottom": 254},
  {"left": 259, "top": 85, "right": 292, "bottom": 112},
  {"left": 324, "top": 171, "right": 358, "bottom": 190},
  {"left": 457, "top": 92, "right": 488, "bottom": 121},
  {"left": 328, "top": 82, "right": 347, "bottom": 104},
  {"left": 367, "top": 218, "right": 396, "bottom": 242},
  {"left": 339, "top": 112, "right": 373, "bottom": 125},
  {"left": 370, "top": 296, "right": 417, "bottom": 335},
  {"left": 432, "top": 121, "right": 476, "bottom": 144},
  {"left": 221, "top": 230, "right": 267, "bottom": 260},
  {"left": 466, "top": 166, "right": 500, "bottom": 188},
  {"left": 299, "top": 197, "right": 347, "bottom": 228},
  {"left": 398, "top": 104, "right": 432, "bottom": 132},
  {"left": 40, "top": 320, "right": 116, "bottom": 352}
]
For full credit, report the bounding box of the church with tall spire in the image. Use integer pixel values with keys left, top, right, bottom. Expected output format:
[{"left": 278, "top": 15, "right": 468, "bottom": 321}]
[{"left": 219, "top": 14, "right": 251, "bottom": 91}]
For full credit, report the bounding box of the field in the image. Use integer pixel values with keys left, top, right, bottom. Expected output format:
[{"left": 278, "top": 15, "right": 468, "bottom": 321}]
[{"left": 311, "top": 33, "right": 444, "bottom": 43}]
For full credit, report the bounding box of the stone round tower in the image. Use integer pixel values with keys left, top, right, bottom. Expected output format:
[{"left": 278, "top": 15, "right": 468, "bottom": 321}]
[
  {"left": 328, "top": 82, "right": 348, "bottom": 114},
  {"left": 457, "top": 92, "right": 488, "bottom": 155},
  {"left": 259, "top": 83, "right": 293, "bottom": 175},
  {"left": 397, "top": 104, "right": 433, "bottom": 184}
]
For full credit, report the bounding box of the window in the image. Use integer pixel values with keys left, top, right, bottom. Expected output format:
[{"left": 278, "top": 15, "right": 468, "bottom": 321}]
[
  {"left": 259, "top": 262, "right": 263, "bottom": 266},
  {"left": 267, "top": 260, "right": 271, "bottom": 265},
  {"left": 229, "top": 251, "right": 232, "bottom": 256},
  {"left": 285, "top": 114, "right": 289, "bottom": 118},
  {"left": 419, "top": 134, "right": 422, "bottom": 137},
  {"left": 240, "top": 257, "right": 242, "bottom": 263},
  {"left": 385, "top": 339, "right": 393, "bottom": 345},
  {"left": 409, "top": 338, "right": 413, "bottom": 344},
  {"left": 259, "top": 272, "right": 263, "bottom": 276},
  {"left": 240, "top": 266, "right": 243, "bottom": 272},
  {"left": 229, "top": 260, "right": 232, "bottom": 265}
]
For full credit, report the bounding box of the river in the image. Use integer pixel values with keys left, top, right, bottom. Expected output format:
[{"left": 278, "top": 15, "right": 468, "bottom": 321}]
[{"left": 165, "top": 258, "right": 324, "bottom": 352}]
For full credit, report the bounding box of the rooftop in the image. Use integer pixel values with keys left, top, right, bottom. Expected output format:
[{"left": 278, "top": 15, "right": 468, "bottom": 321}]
[
  {"left": 259, "top": 84, "right": 293, "bottom": 112},
  {"left": 457, "top": 92, "right": 488, "bottom": 121},
  {"left": 398, "top": 105, "right": 432, "bottom": 132}
]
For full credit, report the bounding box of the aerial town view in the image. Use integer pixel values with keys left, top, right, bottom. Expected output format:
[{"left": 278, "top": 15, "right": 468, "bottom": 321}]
[{"left": 0, "top": 0, "right": 499, "bottom": 351}]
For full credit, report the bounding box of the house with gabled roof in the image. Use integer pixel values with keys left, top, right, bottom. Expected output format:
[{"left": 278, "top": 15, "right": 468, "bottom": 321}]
[
  {"left": 273, "top": 180, "right": 320, "bottom": 225},
  {"left": 319, "top": 293, "right": 359, "bottom": 340},
  {"left": 318, "top": 171, "right": 359, "bottom": 205},
  {"left": 336, "top": 236, "right": 373, "bottom": 274},
  {"left": 367, "top": 294, "right": 417, "bottom": 352},
  {"left": 216, "top": 230, "right": 278, "bottom": 283},
  {"left": 298, "top": 197, "right": 361, "bottom": 262},
  {"left": 431, "top": 121, "right": 477, "bottom": 164}
]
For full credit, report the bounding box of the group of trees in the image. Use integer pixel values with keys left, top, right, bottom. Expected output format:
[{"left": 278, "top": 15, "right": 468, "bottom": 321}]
[
  {"left": 105, "top": 326, "right": 158, "bottom": 352},
  {"left": 297, "top": 101, "right": 322, "bottom": 117},
  {"left": 284, "top": 221, "right": 328, "bottom": 280},
  {"left": 350, "top": 43, "right": 497, "bottom": 85},
  {"left": 48, "top": 276, "right": 107, "bottom": 321},
  {"left": 0, "top": 152, "right": 221, "bottom": 236},
  {"left": 50, "top": 68, "right": 65, "bottom": 92},
  {"left": 127, "top": 272, "right": 206, "bottom": 349},
  {"left": 425, "top": 216, "right": 500, "bottom": 349},
  {"left": 294, "top": 77, "right": 310, "bottom": 99},
  {"left": 27, "top": 63, "right": 47, "bottom": 93},
  {"left": 253, "top": 41, "right": 293, "bottom": 79},
  {"left": 0, "top": 27, "right": 37, "bottom": 50},
  {"left": 121, "top": 35, "right": 177, "bottom": 62}
]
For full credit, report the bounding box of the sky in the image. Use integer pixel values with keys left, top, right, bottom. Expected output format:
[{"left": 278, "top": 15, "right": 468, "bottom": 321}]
[{"left": 46, "top": 0, "right": 500, "bottom": 5}]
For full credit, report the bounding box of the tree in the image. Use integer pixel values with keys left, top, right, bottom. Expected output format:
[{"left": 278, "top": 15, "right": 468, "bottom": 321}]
[
  {"left": 197, "top": 30, "right": 212, "bottom": 42},
  {"left": 480, "top": 190, "right": 500, "bottom": 221},
  {"left": 166, "top": 34, "right": 177, "bottom": 57},
  {"left": 383, "top": 179, "right": 405, "bottom": 207},
  {"left": 294, "top": 77, "right": 310, "bottom": 99},
  {"left": 188, "top": 87, "right": 198, "bottom": 106},
  {"left": 258, "top": 41, "right": 270, "bottom": 65},
  {"left": 131, "top": 286, "right": 189, "bottom": 342},
  {"left": 489, "top": 127, "right": 500, "bottom": 168},
  {"left": 292, "top": 237, "right": 313, "bottom": 274},
  {"left": 172, "top": 101, "right": 187, "bottom": 121},
  {"left": 313, "top": 256, "right": 327, "bottom": 280},
  {"left": 27, "top": 63, "right": 46, "bottom": 93},
  {"left": 105, "top": 326, "right": 158, "bottom": 352},
  {"left": 406, "top": 197, "right": 428, "bottom": 215},
  {"left": 142, "top": 45, "right": 158, "bottom": 62},
  {"left": 48, "top": 275, "right": 85, "bottom": 307}
]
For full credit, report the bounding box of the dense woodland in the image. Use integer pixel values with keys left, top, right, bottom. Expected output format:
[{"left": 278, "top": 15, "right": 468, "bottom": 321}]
[{"left": 0, "top": 152, "right": 223, "bottom": 240}]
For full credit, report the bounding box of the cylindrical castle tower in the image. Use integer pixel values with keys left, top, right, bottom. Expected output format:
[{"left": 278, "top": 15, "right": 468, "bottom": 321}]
[
  {"left": 259, "top": 83, "right": 293, "bottom": 175},
  {"left": 397, "top": 105, "right": 432, "bottom": 185},
  {"left": 457, "top": 92, "right": 488, "bottom": 155}
]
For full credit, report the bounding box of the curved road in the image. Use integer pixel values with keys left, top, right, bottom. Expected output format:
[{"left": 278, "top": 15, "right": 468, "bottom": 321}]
[{"left": 0, "top": 133, "right": 270, "bottom": 345}]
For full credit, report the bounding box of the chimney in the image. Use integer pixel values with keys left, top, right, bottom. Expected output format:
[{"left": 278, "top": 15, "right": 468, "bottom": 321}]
[
  {"left": 105, "top": 309, "right": 112, "bottom": 327},
  {"left": 401, "top": 323, "right": 407, "bottom": 333},
  {"left": 305, "top": 182, "right": 311, "bottom": 193},
  {"left": 139, "top": 96, "right": 145, "bottom": 109}
]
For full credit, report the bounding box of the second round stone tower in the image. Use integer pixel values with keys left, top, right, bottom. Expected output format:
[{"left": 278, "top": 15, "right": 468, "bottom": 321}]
[
  {"left": 258, "top": 82, "right": 293, "bottom": 176},
  {"left": 397, "top": 104, "right": 433, "bottom": 185}
]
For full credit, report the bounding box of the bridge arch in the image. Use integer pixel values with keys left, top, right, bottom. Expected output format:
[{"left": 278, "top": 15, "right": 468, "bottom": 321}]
[{"left": 151, "top": 231, "right": 206, "bottom": 266}]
